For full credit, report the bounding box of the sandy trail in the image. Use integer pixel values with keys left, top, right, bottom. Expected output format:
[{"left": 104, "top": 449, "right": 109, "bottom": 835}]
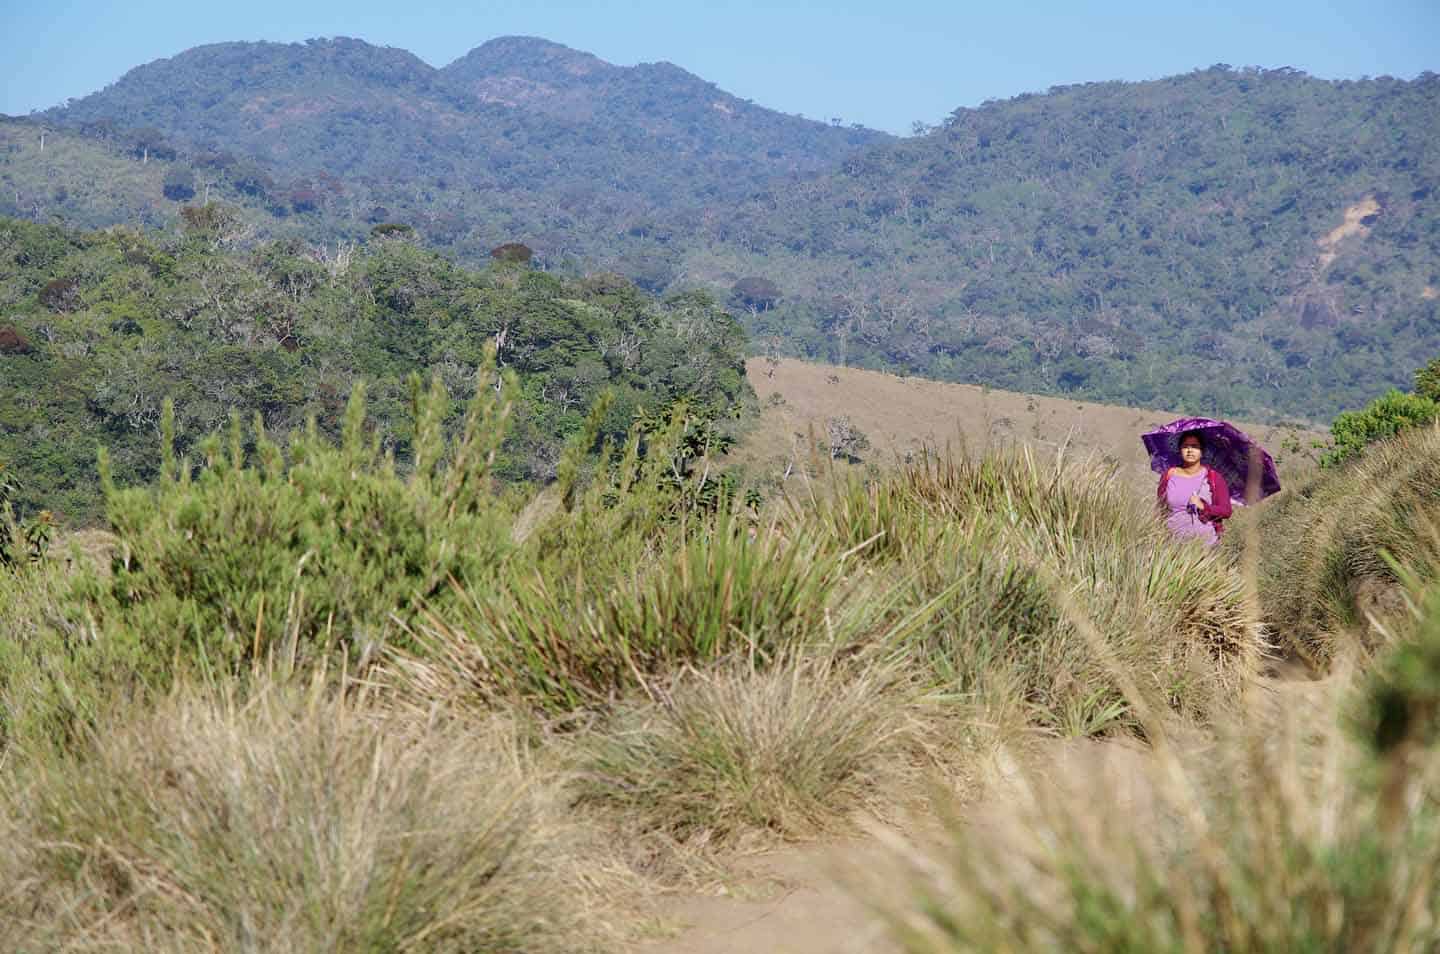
[
  {"left": 637, "top": 736, "right": 1163, "bottom": 954},
  {"left": 641, "top": 839, "right": 900, "bottom": 954},
  {"left": 636, "top": 670, "right": 1339, "bottom": 954}
]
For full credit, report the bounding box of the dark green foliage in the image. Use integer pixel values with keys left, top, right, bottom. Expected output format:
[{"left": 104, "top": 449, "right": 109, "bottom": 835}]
[
  {"left": 82, "top": 376, "right": 512, "bottom": 676},
  {"left": 161, "top": 165, "right": 196, "bottom": 201},
  {"left": 8, "top": 47, "right": 1437, "bottom": 422},
  {"left": 1324, "top": 390, "right": 1438, "bottom": 467},
  {"left": 370, "top": 222, "right": 413, "bottom": 239},
  {"left": 731, "top": 276, "right": 781, "bottom": 311},
  {"left": 726, "top": 68, "right": 1440, "bottom": 421},
  {"left": 1414, "top": 357, "right": 1440, "bottom": 402},
  {"left": 0, "top": 216, "right": 752, "bottom": 523},
  {"left": 1322, "top": 354, "right": 1440, "bottom": 467}
]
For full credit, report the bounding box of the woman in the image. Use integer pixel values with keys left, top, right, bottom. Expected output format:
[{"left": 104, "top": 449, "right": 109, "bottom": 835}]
[{"left": 1156, "top": 430, "right": 1231, "bottom": 546}]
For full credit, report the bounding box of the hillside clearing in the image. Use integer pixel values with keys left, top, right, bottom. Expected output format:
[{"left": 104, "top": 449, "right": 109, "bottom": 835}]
[{"left": 1316, "top": 196, "right": 1381, "bottom": 270}]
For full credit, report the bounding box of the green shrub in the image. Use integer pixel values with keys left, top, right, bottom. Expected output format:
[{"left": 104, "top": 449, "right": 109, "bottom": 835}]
[
  {"left": 1323, "top": 389, "right": 1439, "bottom": 467},
  {"left": 82, "top": 370, "right": 514, "bottom": 678},
  {"left": 0, "top": 362, "right": 516, "bottom": 752},
  {"left": 1414, "top": 357, "right": 1440, "bottom": 403}
]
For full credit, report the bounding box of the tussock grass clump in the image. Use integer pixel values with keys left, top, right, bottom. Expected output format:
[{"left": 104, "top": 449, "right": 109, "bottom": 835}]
[
  {"left": 398, "top": 446, "right": 1259, "bottom": 737},
  {"left": 876, "top": 724, "right": 1440, "bottom": 952},
  {"left": 816, "top": 449, "right": 1261, "bottom": 732},
  {"left": 871, "top": 578, "right": 1440, "bottom": 954},
  {"left": 0, "top": 681, "right": 620, "bottom": 953},
  {"left": 396, "top": 510, "right": 849, "bottom": 713},
  {"left": 1247, "top": 422, "right": 1440, "bottom": 664},
  {"left": 574, "top": 655, "right": 915, "bottom": 847}
]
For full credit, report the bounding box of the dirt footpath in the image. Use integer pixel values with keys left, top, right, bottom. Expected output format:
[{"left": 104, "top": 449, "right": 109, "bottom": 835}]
[
  {"left": 636, "top": 667, "right": 1340, "bottom": 954},
  {"left": 640, "top": 839, "right": 900, "bottom": 954},
  {"left": 637, "top": 737, "right": 1161, "bottom": 954}
]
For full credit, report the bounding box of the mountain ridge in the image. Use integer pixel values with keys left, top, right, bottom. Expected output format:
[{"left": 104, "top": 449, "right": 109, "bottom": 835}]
[
  {"left": 48, "top": 36, "right": 888, "bottom": 177},
  {"left": 9, "top": 43, "right": 1438, "bottom": 422}
]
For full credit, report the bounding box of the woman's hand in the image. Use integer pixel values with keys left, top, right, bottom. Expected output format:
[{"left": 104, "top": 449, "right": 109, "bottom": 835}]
[{"left": 1188, "top": 493, "right": 1205, "bottom": 510}]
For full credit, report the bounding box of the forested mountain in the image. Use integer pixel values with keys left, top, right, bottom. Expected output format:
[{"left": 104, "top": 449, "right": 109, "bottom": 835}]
[
  {"left": 441, "top": 36, "right": 875, "bottom": 175},
  {"left": 33, "top": 37, "right": 882, "bottom": 252},
  {"left": 0, "top": 216, "right": 751, "bottom": 523},
  {"left": 718, "top": 68, "right": 1440, "bottom": 420},
  {"left": 8, "top": 40, "right": 1439, "bottom": 422}
]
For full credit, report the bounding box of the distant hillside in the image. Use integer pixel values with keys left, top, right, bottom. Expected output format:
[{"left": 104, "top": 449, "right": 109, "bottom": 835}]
[
  {"left": 734, "top": 358, "right": 1323, "bottom": 495},
  {"left": 710, "top": 68, "right": 1440, "bottom": 422},
  {"left": 441, "top": 37, "right": 874, "bottom": 176},
  {"left": 16, "top": 45, "right": 1440, "bottom": 422},
  {"left": 38, "top": 37, "right": 884, "bottom": 256},
  {"left": 0, "top": 120, "right": 283, "bottom": 234}
]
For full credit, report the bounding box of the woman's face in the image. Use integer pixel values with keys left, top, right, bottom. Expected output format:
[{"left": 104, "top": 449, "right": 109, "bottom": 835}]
[{"left": 1179, "top": 437, "right": 1203, "bottom": 466}]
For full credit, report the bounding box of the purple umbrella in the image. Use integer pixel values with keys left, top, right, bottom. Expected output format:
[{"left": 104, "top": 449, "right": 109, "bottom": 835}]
[{"left": 1141, "top": 417, "right": 1281, "bottom": 504}]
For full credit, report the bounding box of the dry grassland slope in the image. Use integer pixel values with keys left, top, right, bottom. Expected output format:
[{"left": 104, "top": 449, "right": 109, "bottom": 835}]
[{"left": 739, "top": 358, "right": 1324, "bottom": 493}]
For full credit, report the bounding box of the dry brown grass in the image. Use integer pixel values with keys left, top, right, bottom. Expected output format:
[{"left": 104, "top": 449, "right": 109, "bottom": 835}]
[
  {"left": 572, "top": 655, "right": 926, "bottom": 851},
  {"left": 0, "top": 678, "right": 631, "bottom": 953},
  {"left": 866, "top": 659, "right": 1440, "bottom": 954},
  {"left": 858, "top": 440, "right": 1440, "bottom": 953},
  {"left": 1243, "top": 421, "right": 1440, "bottom": 666},
  {"left": 736, "top": 357, "right": 1321, "bottom": 495}
]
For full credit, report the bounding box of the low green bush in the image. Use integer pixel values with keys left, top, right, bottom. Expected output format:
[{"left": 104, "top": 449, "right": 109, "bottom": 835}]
[
  {"left": 1413, "top": 356, "right": 1440, "bottom": 403},
  {"left": 0, "top": 363, "right": 519, "bottom": 749},
  {"left": 82, "top": 369, "right": 513, "bottom": 676},
  {"left": 1323, "top": 390, "right": 1438, "bottom": 467}
]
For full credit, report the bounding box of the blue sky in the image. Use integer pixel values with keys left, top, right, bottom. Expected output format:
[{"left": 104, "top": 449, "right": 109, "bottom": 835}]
[{"left": 2, "top": 0, "right": 1435, "bottom": 134}]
